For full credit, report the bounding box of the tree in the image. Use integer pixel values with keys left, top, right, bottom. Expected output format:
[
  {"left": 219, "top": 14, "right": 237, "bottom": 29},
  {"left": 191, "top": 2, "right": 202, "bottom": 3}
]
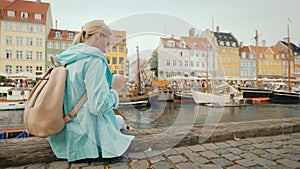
[{"left": 150, "top": 50, "right": 158, "bottom": 77}]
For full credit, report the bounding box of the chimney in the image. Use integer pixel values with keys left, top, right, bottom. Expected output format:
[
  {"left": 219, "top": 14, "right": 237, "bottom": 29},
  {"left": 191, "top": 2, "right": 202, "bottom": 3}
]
[
  {"left": 171, "top": 34, "right": 174, "bottom": 39},
  {"left": 283, "top": 37, "right": 289, "bottom": 42},
  {"left": 239, "top": 41, "right": 243, "bottom": 48},
  {"left": 262, "top": 40, "right": 266, "bottom": 47},
  {"left": 216, "top": 26, "right": 220, "bottom": 32},
  {"left": 37, "top": 0, "right": 41, "bottom": 2},
  {"left": 189, "top": 28, "right": 195, "bottom": 37}
]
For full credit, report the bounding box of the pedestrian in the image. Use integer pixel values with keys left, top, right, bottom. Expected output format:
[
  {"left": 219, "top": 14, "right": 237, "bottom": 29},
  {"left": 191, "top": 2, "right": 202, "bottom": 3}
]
[{"left": 48, "top": 20, "right": 134, "bottom": 162}]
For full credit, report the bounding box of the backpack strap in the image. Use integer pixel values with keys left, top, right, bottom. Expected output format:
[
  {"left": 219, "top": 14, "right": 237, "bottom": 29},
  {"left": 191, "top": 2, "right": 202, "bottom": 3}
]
[{"left": 63, "top": 91, "right": 87, "bottom": 123}]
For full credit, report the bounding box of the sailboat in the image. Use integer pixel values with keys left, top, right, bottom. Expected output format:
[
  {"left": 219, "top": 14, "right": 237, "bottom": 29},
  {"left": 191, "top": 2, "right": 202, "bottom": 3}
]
[
  {"left": 272, "top": 22, "right": 300, "bottom": 103},
  {"left": 191, "top": 20, "right": 242, "bottom": 106},
  {"left": 238, "top": 30, "right": 273, "bottom": 101},
  {"left": 118, "top": 46, "right": 159, "bottom": 107}
]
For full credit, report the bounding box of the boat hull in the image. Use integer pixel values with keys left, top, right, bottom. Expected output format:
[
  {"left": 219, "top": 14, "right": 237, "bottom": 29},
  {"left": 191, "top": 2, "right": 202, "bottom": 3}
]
[
  {"left": 272, "top": 90, "right": 300, "bottom": 103},
  {"left": 173, "top": 92, "right": 195, "bottom": 103},
  {"left": 239, "top": 87, "right": 272, "bottom": 98},
  {"left": 0, "top": 100, "right": 26, "bottom": 110}
]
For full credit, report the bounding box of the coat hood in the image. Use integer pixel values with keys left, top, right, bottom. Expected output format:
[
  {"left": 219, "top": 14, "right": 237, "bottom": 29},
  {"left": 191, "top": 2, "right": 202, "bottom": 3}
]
[{"left": 57, "top": 43, "right": 107, "bottom": 66}]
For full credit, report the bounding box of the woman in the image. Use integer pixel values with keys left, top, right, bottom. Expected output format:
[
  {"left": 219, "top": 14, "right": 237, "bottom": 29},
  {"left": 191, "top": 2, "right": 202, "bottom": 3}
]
[{"left": 48, "top": 20, "right": 134, "bottom": 162}]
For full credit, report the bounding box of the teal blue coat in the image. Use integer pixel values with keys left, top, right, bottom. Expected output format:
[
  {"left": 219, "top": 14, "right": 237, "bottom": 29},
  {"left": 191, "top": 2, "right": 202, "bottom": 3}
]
[{"left": 48, "top": 43, "right": 134, "bottom": 162}]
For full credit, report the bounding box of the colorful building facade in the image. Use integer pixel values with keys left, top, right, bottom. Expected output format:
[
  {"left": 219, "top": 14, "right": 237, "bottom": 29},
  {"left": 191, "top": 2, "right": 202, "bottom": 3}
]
[
  {"left": 46, "top": 29, "right": 79, "bottom": 68},
  {"left": 105, "top": 30, "right": 127, "bottom": 75},
  {"left": 0, "top": 0, "right": 53, "bottom": 77}
]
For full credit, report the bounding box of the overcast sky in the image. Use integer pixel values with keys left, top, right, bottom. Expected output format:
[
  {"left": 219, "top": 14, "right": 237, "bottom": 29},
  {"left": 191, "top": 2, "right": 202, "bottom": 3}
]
[{"left": 43, "top": 0, "right": 300, "bottom": 60}]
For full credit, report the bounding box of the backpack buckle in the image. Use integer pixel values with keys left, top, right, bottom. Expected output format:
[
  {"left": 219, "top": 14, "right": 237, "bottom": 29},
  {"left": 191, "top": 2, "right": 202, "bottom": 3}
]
[{"left": 64, "top": 113, "right": 75, "bottom": 123}]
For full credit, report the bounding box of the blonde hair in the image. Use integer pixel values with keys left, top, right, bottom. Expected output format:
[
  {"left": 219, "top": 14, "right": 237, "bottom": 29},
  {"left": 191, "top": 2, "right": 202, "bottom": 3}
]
[{"left": 73, "top": 20, "right": 112, "bottom": 45}]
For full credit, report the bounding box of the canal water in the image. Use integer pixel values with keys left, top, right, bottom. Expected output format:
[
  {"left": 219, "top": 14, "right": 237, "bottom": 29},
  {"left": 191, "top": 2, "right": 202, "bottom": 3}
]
[{"left": 1, "top": 102, "right": 299, "bottom": 130}]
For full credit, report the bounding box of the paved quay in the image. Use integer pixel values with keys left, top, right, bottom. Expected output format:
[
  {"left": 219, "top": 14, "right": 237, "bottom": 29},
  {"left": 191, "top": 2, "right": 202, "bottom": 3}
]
[{"left": 4, "top": 132, "right": 300, "bottom": 169}]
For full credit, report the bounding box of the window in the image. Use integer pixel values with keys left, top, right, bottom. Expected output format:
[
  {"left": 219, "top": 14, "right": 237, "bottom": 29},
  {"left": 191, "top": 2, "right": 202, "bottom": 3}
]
[
  {"left": 106, "top": 57, "right": 110, "bottom": 64},
  {"left": 179, "top": 60, "right": 183, "bottom": 66},
  {"left": 26, "top": 66, "right": 33, "bottom": 73},
  {"left": 173, "top": 60, "right": 176, "bottom": 66},
  {"left": 185, "top": 61, "right": 188, "bottom": 67},
  {"left": 47, "top": 42, "right": 53, "bottom": 48},
  {"left": 16, "top": 51, "right": 23, "bottom": 59},
  {"left": 16, "top": 37, "right": 23, "bottom": 45},
  {"left": 54, "top": 31, "right": 62, "bottom": 39},
  {"left": 26, "top": 51, "right": 33, "bottom": 60},
  {"left": 232, "top": 42, "right": 237, "bottom": 47},
  {"left": 61, "top": 43, "right": 66, "bottom": 49},
  {"left": 67, "top": 43, "right": 72, "bottom": 48},
  {"left": 68, "top": 32, "right": 74, "bottom": 40},
  {"left": 36, "top": 66, "right": 42, "bottom": 71},
  {"left": 16, "top": 66, "right": 23, "bottom": 73},
  {"left": 190, "top": 61, "right": 194, "bottom": 67},
  {"left": 16, "top": 23, "right": 23, "bottom": 31},
  {"left": 259, "top": 53, "right": 263, "bottom": 59},
  {"left": 196, "top": 61, "right": 200, "bottom": 67},
  {"left": 5, "top": 22, "right": 13, "bottom": 30},
  {"left": 6, "top": 36, "right": 12, "bottom": 45},
  {"left": 6, "top": 50, "right": 12, "bottom": 59},
  {"left": 180, "top": 42, "right": 186, "bottom": 48},
  {"left": 226, "top": 41, "right": 230, "bottom": 46},
  {"left": 5, "top": 65, "right": 12, "bottom": 74},
  {"left": 7, "top": 11, "right": 15, "bottom": 17},
  {"left": 27, "top": 37, "right": 33, "bottom": 46},
  {"left": 112, "top": 46, "right": 117, "bottom": 52},
  {"left": 36, "top": 52, "right": 42, "bottom": 60},
  {"left": 54, "top": 42, "right": 60, "bottom": 49},
  {"left": 34, "top": 14, "right": 42, "bottom": 20},
  {"left": 219, "top": 41, "right": 224, "bottom": 46},
  {"left": 36, "top": 38, "right": 43, "bottom": 46},
  {"left": 166, "top": 60, "right": 170, "bottom": 66},
  {"left": 116, "top": 36, "right": 123, "bottom": 43},
  {"left": 119, "top": 45, "right": 124, "bottom": 52},
  {"left": 119, "top": 57, "right": 124, "bottom": 64},
  {"left": 37, "top": 25, "right": 43, "bottom": 33},
  {"left": 21, "top": 12, "right": 29, "bottom": 19},
  {"left": 27, "top": 24, "right": 33, "bottom": 32},
  {"left": 112, "top": 57, "right": 117, "bottom": 64},
  {"left": 167, "top": 41, "right": 174, "bottom": 47}
]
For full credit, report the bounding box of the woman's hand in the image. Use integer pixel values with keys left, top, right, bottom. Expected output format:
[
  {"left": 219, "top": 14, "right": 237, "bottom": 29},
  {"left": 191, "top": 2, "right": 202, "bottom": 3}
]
[{"left": 112, "top": 75, "right": 126, "bottom": 93}]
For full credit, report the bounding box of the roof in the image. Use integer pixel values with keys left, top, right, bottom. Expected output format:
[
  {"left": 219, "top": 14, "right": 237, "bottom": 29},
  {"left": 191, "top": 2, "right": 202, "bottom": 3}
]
[
  {"left": 111, "top": 30, "right": 126, "bottom": 44},
  {"left": 47, "top": 29, "right": 79, "bottom": 41},
  {"left": 239, "top": 46, "right": 251, "bottom": 53},
  {"left": 0, "top": 0, "right": 50, "bottom": 24},
  {"left": 213, "top": 32, "right": 239, "bottom": 47},
  {"left": 280, "top": 41, "right": 300, "bottom": 56},
  {"left": 181, "top": 36, "right": 210, "bottom": 50},
  {"left": 249, "top": 46, "right": 268, "bottom": 53},
  {"left": 160, "top": 37, "right": 186, "bottom": 48}
]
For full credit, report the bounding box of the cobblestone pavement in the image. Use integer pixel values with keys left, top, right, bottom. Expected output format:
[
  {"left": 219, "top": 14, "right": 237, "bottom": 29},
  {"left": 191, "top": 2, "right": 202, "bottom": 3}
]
[{"left": 4, "top": 132, "right": 300, "bottom": 169}]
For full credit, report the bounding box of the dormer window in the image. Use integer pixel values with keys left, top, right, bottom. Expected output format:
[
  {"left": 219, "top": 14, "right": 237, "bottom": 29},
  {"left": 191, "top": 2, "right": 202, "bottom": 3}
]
[
  {"left": 180, "top": 42, "right": 186, "bottom": 48},
  {"left": 192, "top": 43, "right": 197, "bottom": 49},
  {"left": 232, "top": 42, "right": 236, "bottom": 47},
  {"left": 21, "top": 12, "right": 29, "bottom": 19},
  {"left": 219, "top": 41, "right": 224, "bottom": 46},
  {"left": 116, "top": 36, "right": 123, "bottom": 43},
  {"left": 7, "top": 11, "right": 15, "bottom": 17},
  {"left": 67, "top": 32, "right": 74, "bottom": 40},
  {"left": 226, "top": 41, "right": 230, "bottom": 46},
  {"left": 34, "top": 14, "right": 42, "bottom": 20},
  {"left": 241, "top": 52, "right": 246, "bottom": 59},
  {"left": 167, "top": 40, "right": 174, "bottom": 47},
  {"left": 54, "top": 31, "right": 62, "bottom": 39}
]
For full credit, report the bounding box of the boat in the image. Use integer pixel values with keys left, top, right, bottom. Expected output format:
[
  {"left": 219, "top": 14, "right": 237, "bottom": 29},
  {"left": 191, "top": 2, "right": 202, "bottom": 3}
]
[
  {"left": 173, "top": 90, "right": 195, "bottom": 103},
  {"left": 0, "top": 87, "right": 31, "bottom": 110},
  {"left": 118, "top": 46, "right": 159, "bottom": 107},
  {"left": 272, "top": 21, "right": 300, "bottom": 103},
  {"left": 238, "top": 30, "right": 272, "bottom": 101},
  {"left": 0, "top": 129, "right": 29, "bottom": 139},
  {"left": 191, "top": 20, "right": 243, "bottom": 106}
]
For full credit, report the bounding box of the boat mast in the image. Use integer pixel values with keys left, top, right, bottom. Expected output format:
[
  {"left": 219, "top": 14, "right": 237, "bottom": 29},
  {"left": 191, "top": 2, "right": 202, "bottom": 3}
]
[
  {"left": 287, "top": 22, "right": 291, "bottom": 91},
  {"left": 206, "top": 45, "right": 209, "bottom": 92},
  {"left": 255, "top": 30, "right": 259, "bottom": 88},
  {"left": 136, "top": 46, "right": 143, "bottom": 95}
]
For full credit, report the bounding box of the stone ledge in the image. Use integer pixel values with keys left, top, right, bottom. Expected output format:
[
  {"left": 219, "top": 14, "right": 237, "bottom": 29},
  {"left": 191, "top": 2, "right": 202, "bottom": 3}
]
[{"left": 1, "top": 117, "right": 300, "bottom": 168}]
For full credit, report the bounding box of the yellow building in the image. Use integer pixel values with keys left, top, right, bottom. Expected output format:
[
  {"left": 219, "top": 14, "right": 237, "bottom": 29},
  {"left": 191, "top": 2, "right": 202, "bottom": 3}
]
[
  {"left": 0, "top": 0, "right": 53, "bottom": 77},
  {"left": 204, "top": 27, "right": 240, "bottom": 78},
  {"left": 105, "top": 30, "right": 127, "bottom": 75},
  {"left": 249, "top": 46, "right": 283, "bottom": 78}
]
